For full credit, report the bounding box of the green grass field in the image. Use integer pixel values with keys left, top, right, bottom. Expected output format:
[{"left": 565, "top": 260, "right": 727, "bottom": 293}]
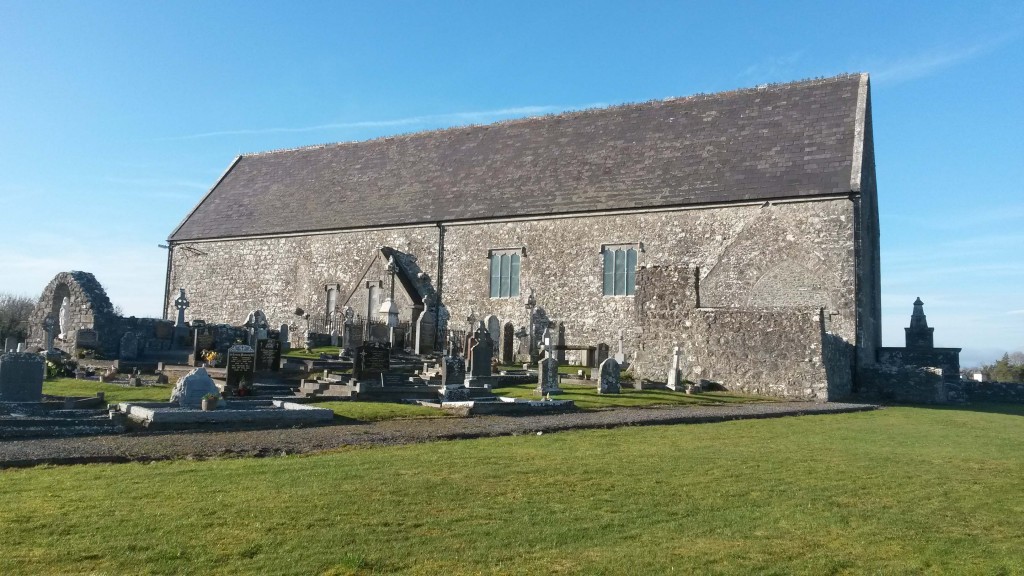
[
  {"left": 2, "top": 404, "right": 1023, "bottom": 574},
  {"left": 493, "top": 382, "right": 770, "bottom": 410},
  {"left": 312, "top": 400, "right": 450, "bottom": 421},
  {"left": 42, "top": 378, "right": 172, "bottom": 404}
]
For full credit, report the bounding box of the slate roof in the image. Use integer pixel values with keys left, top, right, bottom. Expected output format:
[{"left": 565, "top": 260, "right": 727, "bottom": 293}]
[{"left": 170, "top": 73, "right": 868, "bottom": 241}]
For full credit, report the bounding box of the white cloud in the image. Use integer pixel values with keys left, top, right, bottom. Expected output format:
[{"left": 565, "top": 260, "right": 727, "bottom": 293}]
[{"left": 870, "top": 32, "right": 1021, "bottom": 85}]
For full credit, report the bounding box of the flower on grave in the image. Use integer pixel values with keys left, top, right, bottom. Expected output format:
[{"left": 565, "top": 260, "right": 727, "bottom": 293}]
[
  {"left": 202, "top": 349, "right": 219, "bottom": 366},
  {"left": 202, "top": 393, "right": 220, "bottom": 402}
]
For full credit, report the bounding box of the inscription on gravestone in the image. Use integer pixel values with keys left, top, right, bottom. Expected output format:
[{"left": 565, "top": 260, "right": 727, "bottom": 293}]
[
  {"left": 354, "top": 342, "right": 390, "bottom": 380},
  {"left": 225, "top": 344, "right": 256, "bottom": 391},
  {"left": 256, "top": 337, "right": 281, "bottom": 372}
]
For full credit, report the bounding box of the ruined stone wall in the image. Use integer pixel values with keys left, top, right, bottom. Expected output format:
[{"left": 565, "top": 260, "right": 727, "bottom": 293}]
[
  {"left": 166, "top": 226, "right": 440, "bottom": 332},
  {"left": 631, "top": 265, "right": 852, "bottom": 401},
  {"left": 27, "top": 271, "right": 120, "bottom": 356},
  {"left": 442, "top": 198, "right": 860, "bottom": 373},
  {"left": 877, "top": 347, "right": 961, "bottom": 383}
]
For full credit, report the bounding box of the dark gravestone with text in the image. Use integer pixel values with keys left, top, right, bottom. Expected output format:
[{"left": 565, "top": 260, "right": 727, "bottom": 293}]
[
  {"left": 226, "top": 344, "right": 256, "bottom": 391},
  {"left": 256, "top": 337, "right": 281, "bottom": 372},
  {"left": 193, "top": 328, "right": 215, "bottom": 365},
  {"left": 354, "top": 342, "right": 390, "bottom": 380}
]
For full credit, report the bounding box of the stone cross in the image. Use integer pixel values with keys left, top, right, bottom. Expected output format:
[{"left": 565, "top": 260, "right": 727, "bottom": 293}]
[
  {"left": 42, "top": 315, "right": 56, "bottom": 352},
  {"left": 667, "top": 345, "right": 683, "bottom": 391},
  {"left": 173, "top": 288, "right": 190, "bottom": 328},
  {"left": 614, "top": 329, "right": 626, "bottom": 363}
]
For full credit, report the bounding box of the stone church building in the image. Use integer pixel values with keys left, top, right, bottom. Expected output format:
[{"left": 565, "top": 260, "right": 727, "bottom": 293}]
[{"left": 166, "top": 73, "right": 881, "bottom": 400}]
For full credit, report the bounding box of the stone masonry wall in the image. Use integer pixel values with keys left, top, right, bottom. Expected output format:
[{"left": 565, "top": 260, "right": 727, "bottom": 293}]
[
  {"left": 167, "top": 227, "right": 440, "bottom": 332},
  {"left": 632, "top": 265, "right": 852, "bottom": 401},
  {"left": 442, "top": 198, "right": 860, "bottom": 373},
  {"left": 27, "top": 271, "right": 120, "bottom": 356}
]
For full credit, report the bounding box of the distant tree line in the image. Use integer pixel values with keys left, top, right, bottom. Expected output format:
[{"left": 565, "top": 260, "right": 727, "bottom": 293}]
[
  {"left": 971, "top": 352, "right": 1024, "bottom": 383},
  {"left": 0, "top": 292, "right": 36, "bottom": 345}
]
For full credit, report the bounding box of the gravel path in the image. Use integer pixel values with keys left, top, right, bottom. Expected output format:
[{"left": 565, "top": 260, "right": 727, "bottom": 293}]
[{"left": 0, "top": 402, "right": 878, "bottom": 468}]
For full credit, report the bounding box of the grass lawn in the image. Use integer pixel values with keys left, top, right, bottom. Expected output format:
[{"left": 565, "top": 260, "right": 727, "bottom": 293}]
[
  {"left": 283, "top": 346, "right": 341, "bottom": 359},
  {"left": 493, "top": 382, "right": 770, "bottom": 410},
  {"left": 41, "top": 378, "right": 172, "bottom": 404},
  {"left": 312, "top": 401, "right": 450, "bottom": 422},
  {"left": 2, "top": 405, "right": 1023, "bottom": 574}
]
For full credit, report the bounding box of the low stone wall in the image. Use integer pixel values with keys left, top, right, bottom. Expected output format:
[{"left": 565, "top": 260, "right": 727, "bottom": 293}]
[
  {"left": 860, "top": 369, "right": 1024, "bottom": 405},
  {"left": 958, "top": 381, "right": 1024, "bottom": 403}
]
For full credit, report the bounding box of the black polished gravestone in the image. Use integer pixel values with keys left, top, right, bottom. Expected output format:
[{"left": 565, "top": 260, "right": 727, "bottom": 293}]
[
  {"left": 192, "top": 327, "right": 215, "bottom": 365},
  {"left": 256, "top": 335, "right": 281, "bottom": 372},
  {"left": 225, "top": 344, "right": 256, "bottom": 391},
  {"left": 353, "top": 342, "right": 390, "bottom": 380}
]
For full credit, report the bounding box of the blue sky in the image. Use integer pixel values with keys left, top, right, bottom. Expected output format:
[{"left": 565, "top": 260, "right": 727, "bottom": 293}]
[{"left": 0, "top": 1, "right": 1021, "bottom": 366}]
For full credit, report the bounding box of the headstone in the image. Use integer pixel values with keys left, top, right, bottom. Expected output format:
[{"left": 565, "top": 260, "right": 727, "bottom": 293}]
[
  {"left": 119, "top": 331, "right": 139, "bottom": 360},
  {"left": 169, "top": 367, "right": 222, "bottom": 409},
  {"left": 193, "top": 326, "right": 214, "bottom": 356},
  {"left": 536, "top": 356, "right": 562, "bottom": 395},
  {"left": 598, "top": 358, "right": 621, "bottom": 394},
  {"left": 667, "top": 346, "right": 684, "bottom": 391},
  {"left": 16, "top": 343, "right": 25, "bottom": 353},
  {"left": 75, "top": 328, "right": 99, "bottom": 350},
  {"left": 501, "top": 322, "right": 515, "bottom": 364},
  {"left": 256, "top": 337, "right": 281, "bottom": 372},
  {"left": 0, "top": 352, "right": 45, "bottom": 402},
  {"left": 469, "top": 323, "right": 494, "bottom": 379},
  {"left": 4, "top": 336, "right": 16, "bottom": 353},
  {"left": 278, "top": 323, "right": 290, "bottom": 352},
  {"left": 441, "top": 356, "right": 466, "bottom": 388},
  {"left": 354, "top": 342, "right": 390, "bottom": 380},
  {"left": 486, "top": 316, "right": 500, "bottom": 357},
  {"left": 614, "top": 329, "right": 626, "bottom": 364},
  {"left": 225, "top": 344, "right": 256, "bottom": 392},
  {"left": 596, "top": 343, "right": 610, "bottom": 364},
  {"left": 440, "top": 355, "right": 468, "bottom": 400}
]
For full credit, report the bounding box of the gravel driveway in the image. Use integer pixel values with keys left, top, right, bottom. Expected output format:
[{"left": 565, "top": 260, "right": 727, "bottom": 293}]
[{"left": 0, "top": 402, "right": 877, "bottom": 468}]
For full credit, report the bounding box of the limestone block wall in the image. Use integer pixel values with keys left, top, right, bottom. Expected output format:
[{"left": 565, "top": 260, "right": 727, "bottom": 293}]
[
  {"left": 631, "top": 265, "right": 853, "bottom": 401},
  {"left": 166, "top": 226, "right": 440, "bottom": 331},
  {"left": 441, "top": 198, "right": 861, "bottom": 372}
]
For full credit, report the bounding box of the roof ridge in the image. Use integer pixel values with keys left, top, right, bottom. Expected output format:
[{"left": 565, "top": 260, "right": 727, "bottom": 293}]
[{"left": 241, "top": 73, "right": 866, "bottom": 158}]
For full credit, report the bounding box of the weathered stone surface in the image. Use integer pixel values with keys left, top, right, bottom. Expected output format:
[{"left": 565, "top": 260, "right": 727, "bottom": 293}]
[
  {"left": 598, "top": 358, "right": 620, "bottom": 394},
  {"left": 537, "top": 357, "right": 561, "bottom": 395},
  {"left": 633, "top": 265, "right": 852, "bottom": 401},
  {"left": 441, "top": 356, "right": 466, "bottom": 388},
  {"left": 169, "top": 367, "right": 222, "bottom": 409},
  {"left": 119, "top": 332, "right": 138, "bottom": 360},
  {"left": 0, "top": 352, "right": 44, "bottom": 402},
  {"left": 27, "top": 271, "right": 120, "bottom": 357}
]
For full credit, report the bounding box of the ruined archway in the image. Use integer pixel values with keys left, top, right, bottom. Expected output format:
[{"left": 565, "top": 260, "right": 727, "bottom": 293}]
[{"left": 28, "top": 271, "right": 119, "bottom": 355}]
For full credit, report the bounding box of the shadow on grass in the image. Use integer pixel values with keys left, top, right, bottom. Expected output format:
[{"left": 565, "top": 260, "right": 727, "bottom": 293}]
[{"left": 885, "top": 401, "right": 1024, "bottom": 418}]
